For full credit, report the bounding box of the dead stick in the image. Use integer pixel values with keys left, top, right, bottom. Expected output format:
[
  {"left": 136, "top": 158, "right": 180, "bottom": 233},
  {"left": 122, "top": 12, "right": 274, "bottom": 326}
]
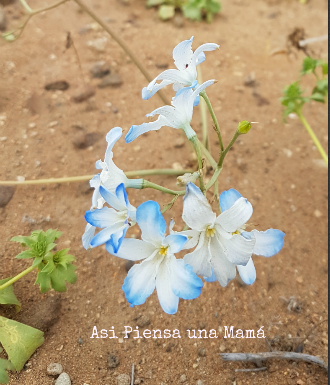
[
  {"left": 235, "top": 367, "right": 267, "bottom": 372},
  {"left": 220, "top": 352, "right": 328, "bottom": 371}
]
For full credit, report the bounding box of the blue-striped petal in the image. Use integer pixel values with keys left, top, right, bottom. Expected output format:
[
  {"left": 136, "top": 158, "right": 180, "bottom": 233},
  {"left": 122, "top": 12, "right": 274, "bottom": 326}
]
[
  {"left": 242, "top": 229, "right": 285, "bottom": 257},
  {"left": 99, "top": 185, "right": 127, "bottom": 212},
  {"left": 156, "top": 259, "right": 179, "bottom": 314},
  {"left": 90, "top": 222, "right": 125, "bottom": 247},
  {"left": 220, "top": 188, "right": 243, "bottom": 212},
  {"left": 173, "top": 36, "right": 194, "bottom": 71},
  {"left": 171, "top": 258, "right": 203, "bottom": 300},
  {"left": 125, "top": 115, "right": 169, "bottom": 143},
  {"left": 82, "top": 223, "right": 96, "bottom": 250},
  {"left": 165, "top": 234, "right": 188, "bottom": 254},
  {"left": 104, "top": 127, "right": 122, "bottom": 165},
  {"left": 85, "top": 207, "right": 123, "bottom": 228},
  {"left": 237, "top": 258, "right": 256, "bottom": 285}
]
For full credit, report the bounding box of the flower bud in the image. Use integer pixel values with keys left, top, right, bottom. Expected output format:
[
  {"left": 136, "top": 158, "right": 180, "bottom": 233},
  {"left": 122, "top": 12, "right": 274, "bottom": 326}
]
[
  {"left": 176, "top": 172, "right": 200, "bottom": 187},
  {"left": 237, "top": 120, "right": 251, "bottom": 134}
]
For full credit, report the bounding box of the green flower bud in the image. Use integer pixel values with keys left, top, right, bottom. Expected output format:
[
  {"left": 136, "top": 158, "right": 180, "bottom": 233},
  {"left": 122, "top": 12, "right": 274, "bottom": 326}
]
[{"left": 237, "top": 120, "right": 251, "bottom": 134}]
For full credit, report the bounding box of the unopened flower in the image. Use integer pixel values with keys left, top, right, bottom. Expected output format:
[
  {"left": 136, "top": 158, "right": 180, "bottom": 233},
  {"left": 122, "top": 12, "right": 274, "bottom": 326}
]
[
  {"left": 126, "top": 80, "right": 215, "bottom": 143},
  {"left": 109, "top": 201, "right": 203, "bottom": 314},
  {"left": 182, "top": 183, "right": 285, "bottom": 286},
  {"left": 142, "top": 36, "right": 219, "bottom": 102},
  {"left": 84, "top": 184, "right": 136, "bottom": 253},
  {"left": 176, "top": 171, "right": 200, "bottom": 187}
]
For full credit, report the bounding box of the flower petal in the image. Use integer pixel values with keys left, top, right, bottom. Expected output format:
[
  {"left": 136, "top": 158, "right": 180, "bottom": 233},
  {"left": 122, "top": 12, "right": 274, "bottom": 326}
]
[
  {"left": 242, "top": 229, "right": 285, "bottom": 257},
  {"left": 82, "top": 223, "right": 96, "bottom": 250},
  {"left": 147, "top": 105, "right": 181, "bottom": 128},
  {"left": 100, "top": 159, "right": 128, "bottom": 193},
  {"left": 219, "top": 188, "right": 243, "bottom": 212},
  {"left": 136, "top": 201, "right": 166, "bottom": 247},
  {"left": 196, "top": 52, "right": 206, "bottom": 66},
  {"left": 180, "top": 229, "right": 201, "bottom": 249},
  {"left": 85, "top": 206, "right": 124, "bottom": 228},
  {"left": 209, "top": 234, "right": 236, "bottom": 286},
  {"left": 90, "top": 174, "right": 101, "bottom": 208},
  {"left": 99, "top": 186, "right": 127, "bottom": 212},
  {"left": 115, "top": 183, "right": 129, "bottom": 208},
  {"left": 108, "top": 238, "right": 157, "bottom": 260},
  {"left": 203, "top": 269, "right": 217, "bottom": 282},
  {"left": 237, "top": 258, "right": 256, "bottom": 285},
  {"left": 142, "top": 80, "right": 173, "bottom": 100},
  {"left": 218, "top": 230, "right": 255, "bottom": 265},
  {"left": 156, "top": 258, "right": 179, "bottom": 314},
  {"left": 193, "top": 94, "right": 200, "bottom": 107},
  {"left": 184, "top": 231, "right": 212, "bottom": 277},
  {"left": 164, "top": 234, "right": 187, "bottom": 254},
  {"left": 216, "top": 197, "right": 253, "bottom": 233},
  {"left": 125, "top": 115, "right": 170, "bottom": 143},
  {"left": 182, "top": 182, "right": 216, "bottom": 231},
  {"left": 90, "top": 222, "right": 126, "bottom": 247},
  {"left": 122, "top": 253, "right": 160, "bottom": 307},
  {"left": 173, "top": 36, "right": 194, "bottom": 71},
  {"left": 108, "top": 224, "right": 128, "bottom": 253},
  {"left": 104, "top": 127, "right": 122, "bottom": 165},
  {"left": 190, "top": 80, "right": 215, "bottom": 106},
  {"left": 147, "top": 69, "right": 189, "bottom": 91},
  {"left": 171, "top": 257, "right": 203, "bottom": 299},
  {"left": 191, "top": 43, "right": 220, "bottom": 65}
]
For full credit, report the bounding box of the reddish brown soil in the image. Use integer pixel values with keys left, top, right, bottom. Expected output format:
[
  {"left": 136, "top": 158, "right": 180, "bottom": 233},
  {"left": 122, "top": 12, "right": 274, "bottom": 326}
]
[{"left": 0, "top": 0, "right": 328, "bottom": 384}]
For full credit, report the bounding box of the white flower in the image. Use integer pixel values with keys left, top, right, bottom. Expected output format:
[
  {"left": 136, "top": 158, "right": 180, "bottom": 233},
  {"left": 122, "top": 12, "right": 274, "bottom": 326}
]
[
  {"left": 125, "top": 80, "right": 215, "bottom": 143},
  {"left": 181, "top": 183, "right": 285, "bottom": 286},
  {"left": 142, "top": 36, "right": 219, "bottom": 101},
  {"left": 109, "top": 200, "right": 203, "bottom": 314}
]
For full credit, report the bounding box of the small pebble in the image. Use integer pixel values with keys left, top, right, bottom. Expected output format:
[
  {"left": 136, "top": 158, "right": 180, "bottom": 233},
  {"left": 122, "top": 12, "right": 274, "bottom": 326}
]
[
  {"left": 47, "top": 363, "right": 63, "bottom": 376},
  {"left": 55, "top": 372, "right": 71, "bottom": 385},
  {"left": 116, "top": 373, "right": 130, "bottom": 385},
  {"left": 72, "top": 85, "right": 95, "bottom": 103},
  {"left": 108, "top": 353, "right": 120, "bottom": 368},
  {"left": 98, "top": 73, "right": 123, "bottom": 88},
  {"left": 219, "top": 343, "right": 226, "bottom": 352},
  {"left": 180, "top": 374, "right": 187, "bottom": 382},
  {"left": 314, "top": 209, "right": 322, "bottom": 218},
  {"left": 296, "top": 276, "right": 303, "bottom": 284},
  {"left": 90, "top": 61, "right": 110, "bottom": 78},
  {"left": 72, "top": 132, "right": 101, "bottom": 149},
  {"left": 197, "top": 347, "right": 206, "bottom": 357},
  {"left": 136, "top": 315, "right": 150, "bottom": 328},
  {"left": 196, "top": 381, "right": 203, "bottom": 385},
  {"left": 78, "top": 338, "right": 83, "bottom": 345},
  {"left": 172, "top": 162, "right": 183, "bottom": 170},
  {"left": 174, "top": 138, "right": 185, "bottom": 148},
  {"left": 283, "top": 148, "right": 293, "bottom": 158},
  {"left": 45, "top": 80, "right": 69, "bottom": 91},
  {"left": 87, "top": 37, "right": 107, "bottom": 52}
]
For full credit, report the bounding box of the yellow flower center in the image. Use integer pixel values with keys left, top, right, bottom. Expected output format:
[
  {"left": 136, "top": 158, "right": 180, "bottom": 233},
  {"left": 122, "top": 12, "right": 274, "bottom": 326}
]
[
  {"left": 232, "top": 230, "right": 240, "bottom": 235},
  {"left": 159, "top": 246, "right": 169, "bottom": 256},
  {"left": 206, "top": 226, "right": 216, "bottom": 237}
]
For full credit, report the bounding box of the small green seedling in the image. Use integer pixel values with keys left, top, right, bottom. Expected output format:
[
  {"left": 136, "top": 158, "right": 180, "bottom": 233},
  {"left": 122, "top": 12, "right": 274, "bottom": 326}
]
[{"left": 0, "top": 229, "right": 77, "bottom": 384}]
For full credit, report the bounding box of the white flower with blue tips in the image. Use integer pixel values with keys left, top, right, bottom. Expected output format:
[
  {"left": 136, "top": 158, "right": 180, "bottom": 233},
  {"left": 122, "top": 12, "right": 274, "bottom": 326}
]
[
  {"left": 182, "top": 183, "right": 285, "bottom": 286},
  {"left": 109, "top": 200, "right": 203, "bottom": 314},
  {"left": 142, "top": 36, "right": 219, "bottom": 101},
  {"left": 84, "top": 184, "right": 136, "bottom": 254},
  {"left": 126, "top": 80, "right": 215, "bottom": 143}
]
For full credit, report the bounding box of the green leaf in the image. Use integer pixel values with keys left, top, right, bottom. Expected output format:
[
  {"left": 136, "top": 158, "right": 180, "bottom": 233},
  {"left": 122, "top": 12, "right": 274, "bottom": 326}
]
[
  {"left": 322, "top": 62, "right": 328, "bottom": 75},
  {"left": 310, "top": 92, "right": 325, "bottom": 103},
  {"left": 0, "top": 279, "right": 21, "bottom": 311},
  {"left": 147, "top": 0, "right": 165, "bottom": 6},
  {"left": 15, "top": 250, "right": 34, "bottom": 260},
  {"left": 158, "top": 4, "right": 175, "bottom": 19},
  {"left": 45, "top": 229, "right": 62, "bottom": 244},
  {"left": 280, "top": 81, "right": 308, "bottom": 117},
  {"left": 0, "top": 359, "right": 15, "bottom": 384},
  {"left": 49, "top": 264, "right": 78, "bottom": 292},
  {"left": 182, "top": 5, "right": 202, "bottom": 20},
  {"left": 35, "top": 272, "right": 52, "bottom": 293},
  {"left": 10, "top": 236, "right": 26, "bottom": 245},
  {"left": 205, "top": 0, "right": 221, "bottom": 14},
  {"left": 53, "top": 249, "right": 76, "bottom": 267},
  {"left": 41, "top": 259, "right": 56, "bottom": 274},
  {"left": 0, "top": 316, "right": 44, "bottom": 371},
  {"left": 301, "top": 57, "right": 318, "bottom": 75},
  {"left": 31, "top": 256, "right": 43, "bottom": 268}
]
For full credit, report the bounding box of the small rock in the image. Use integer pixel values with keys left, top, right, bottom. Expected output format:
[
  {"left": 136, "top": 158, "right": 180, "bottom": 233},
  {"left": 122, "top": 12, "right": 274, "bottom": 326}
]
[
  {"left": 0, "top": 6, "right": 7, "bottom": 31},
  {"left": 244, "top": 72, "right": 256, "bottom": 87},
  {"left": 197, "top": 347, "right": 206, "bottom": 357},
  {"left": 72, "top": 85, "right": 95, "bottom": 103},
  {"left": 45, "top": 80, "right": 70, "bottom": 91},
  {"left": 196, "top": 381, "right": 203, "bottom": 385},
  {"left": 136, "top": 314, "right": 150, "bottom": 328},
  {"left": 116, "top": 374, "right": 130, "bottom": 385},
  {"left": 155, "top": 63, "right": 169, "bottom": 69},
  {"left": 165, "top": 343, "right": 174, "bottom": 352},
  {"left": 125, "top": 260, "right": 134, "bottom": 272},
  {"left": 108, "top": 353, "right": 120, "bottom": 368},
  {"left": 90, "top": 61, "right": 110, "bottom": 78},
  {"left": 219, "top": 343, "right": 226, "bottom": 352},
  {"left": 0, "top": 186, "right": 15, "bottom": 208},
  {"left": 72, "top": 132, "right": 101, "bottom": 149},
  {"left": 180, "top": 374, "right": 187, "bottom": 382},
  {"left": 78, "top": 338, "right": 83, "bottom": 345},
  {"left": 283, "top": 148, "right": 293, "bottom": 158},
  {"left": 55, "top": 372, "right": 71, "bottom": 385},
  {"left": 134, "top": 379, "right": 142, "bottom": 385},
  {"left": 47, "top": 363, "right": 63, "bottom": 376},
  {"left": 314, "top": 209, "right": 322, "bottom": 218},
  {"left": 98, "top": 73, "right": 123, "bottom": 88},
  {"left": 174, "top": 138, "right": 185, "bottom": 148},
  {"left": 77, "top": 181, "right": 93, "bottom": 195},
  {"left": 172, "top": 162, "right": 183, "bottom": 170},
  {"left": 87, "top": 37, "right": 107, "bottom": 51},
  {"left": 296, "top": 276, "right": 303, "bottom": 284},
  {"left": 173, "top": 14, "right": 184, "bottom": 28},
  {"left": 296, "top": 380, "right": 305, "bottom": 385}
]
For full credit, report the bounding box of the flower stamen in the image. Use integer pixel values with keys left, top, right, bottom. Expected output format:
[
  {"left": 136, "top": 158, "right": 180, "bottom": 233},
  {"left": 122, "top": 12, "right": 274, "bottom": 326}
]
[
  {"left": 206, "top": 226, "right": 216, "bottom": 237},
  {"left": 159, "top": 246, "right": 169, "bottom": 256}
]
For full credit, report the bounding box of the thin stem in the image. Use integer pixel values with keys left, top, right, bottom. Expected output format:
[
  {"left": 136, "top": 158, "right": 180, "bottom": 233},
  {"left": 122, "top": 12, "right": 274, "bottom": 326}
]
[
  {"left": 198, "top": 139, "right": 217, "bottom": 168},
  {"left": 218, "top": 131, "right": 240, "bottom": 167},
  {"left": 19, "top": 0, "right": 32, "bottom": 12},
  {"left": 205, "top": 166, "right": 222, "bottom": 191},
  {"left": 0, "top": 265, "right": 36, "bottom": 291},
  {"left": 142, "top": 180, "right": 185, "bottom": 196},
  {"left": 32, "top": 0, "right": 69, "bottom": 14},
  {"left": 161, "top": 195, "right": 179, "bottom": 214},
  {"left": 200, "top": 90, "right": 224, "bottom": 152},
  {"left": 0, "top": 169, "right": 193, "bottom": 186},
  {"left": 72, "top": 0, "right": 170, "bottom": 106},
  {"left": 189, "top": 136, "right": 205, "bottom": 193},
  {"left": 197, "top": 66, "right": 210, "bottom": 150},
  {"left": 296, "top": 110, "right": 328, "bottom": 166}
]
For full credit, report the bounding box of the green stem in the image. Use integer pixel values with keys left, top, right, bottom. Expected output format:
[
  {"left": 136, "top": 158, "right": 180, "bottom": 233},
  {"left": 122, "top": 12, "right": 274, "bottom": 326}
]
[
  {"left": 296, "top": 111, "right": 328, "bottom": 166},
  {"left": 161, "top": 195, "right": 179, "bottom": 214},
  {"left": 189, "top": 136, "right": 206, "bottom": 193},
  {"left": 198, "top": 140, "right": 217, "bottom": 169},
  {"left": 218, "top": 131, "right": 240, "bottom": 167},
  {"left": 142, "top": 180, "right": 185, "bottom": 196},
  {"left": 32, "top": 0, "right": 69, "bottom": 14},
  {"left": 205, "top": 166, "right": 222, "bottom": 190},
  {"left": 197, "top": 66, "right": 210, "bottom": 150},
  {"left": 200, "top": 90, "right": 224, "bottom": 152},
  {"left": 0, "top": 265, "right": 36, "bottom": 291},
  {"left": 0, "top": 169, "right": 193, "bottom": 186},
  {"left": 72, "top": 0, "right": 170, "bottom": 106}
]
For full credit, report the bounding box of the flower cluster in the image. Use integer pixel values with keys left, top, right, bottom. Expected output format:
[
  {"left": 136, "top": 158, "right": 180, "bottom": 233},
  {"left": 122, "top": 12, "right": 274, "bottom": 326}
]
[{"left": 82, "top": 37, "right": 285, "bottom": 314}]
